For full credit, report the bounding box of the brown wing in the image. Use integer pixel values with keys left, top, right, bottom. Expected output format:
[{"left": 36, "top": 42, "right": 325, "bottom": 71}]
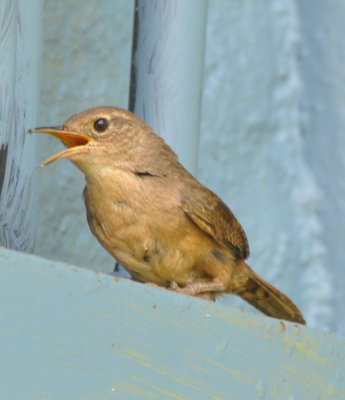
[{"left": 181, "top": 182, "right": 249, "bottom": 260}]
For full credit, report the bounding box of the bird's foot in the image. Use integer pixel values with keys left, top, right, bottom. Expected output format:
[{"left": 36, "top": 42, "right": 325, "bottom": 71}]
[
  {"left": 146, "top": 282, "right": 162, "bottom": 288},
  {"left": 170, "top": 280, "right": 225, "bottom": 296},
  {"left": 146, "top": 282, "right": 171, "bottom": 291}
]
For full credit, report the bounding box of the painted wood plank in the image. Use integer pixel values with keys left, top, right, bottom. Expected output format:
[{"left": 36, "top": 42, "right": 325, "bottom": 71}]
[
  {"left": 129, "top": 0, "right": 208, "bottom": 174},
  {"left": 0, "top": 246, "right": 343, "bottom": 400},
  {"left": 0, "top": 0, "right": 42, "bottom": 251}
]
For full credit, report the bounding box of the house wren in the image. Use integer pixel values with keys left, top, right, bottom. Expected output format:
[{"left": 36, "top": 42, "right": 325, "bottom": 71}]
[{"left": 30, "top": 107, "right": 305, "bottom": 324}]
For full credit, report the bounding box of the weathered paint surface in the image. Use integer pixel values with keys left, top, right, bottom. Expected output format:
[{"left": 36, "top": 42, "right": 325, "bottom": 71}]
[
  {"left": 0, "top": 0, "right": 42, "bottom": 251},
  {"left": 0, "top": 246, "right": 343, "bottom": 399},
  {"left": 199, "top": 0, "right": 335, "bottom": 332},
  {"left": 295, "top": 1, "right": 345, "bottom": 334}
]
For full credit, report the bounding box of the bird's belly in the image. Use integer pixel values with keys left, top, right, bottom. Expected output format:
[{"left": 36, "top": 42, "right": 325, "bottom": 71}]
[{"left": 85, "top": 188, "right": 206, "bottom": 286}]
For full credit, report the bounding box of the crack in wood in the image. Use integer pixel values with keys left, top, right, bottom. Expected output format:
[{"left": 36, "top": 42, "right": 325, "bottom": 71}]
[{"left": 0, "top": 144, "right": 8, "bottom": 197}]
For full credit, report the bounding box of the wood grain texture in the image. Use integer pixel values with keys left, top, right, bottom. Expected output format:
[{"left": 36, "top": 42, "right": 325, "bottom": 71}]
[
  {"left": 0, "top": 0, "right": 42, "bottom": 251},
  {"left": 0, "top": 246, "right": 343, "bottom": 400}
]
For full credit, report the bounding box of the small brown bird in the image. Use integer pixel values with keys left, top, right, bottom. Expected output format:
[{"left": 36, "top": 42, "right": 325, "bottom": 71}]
[{"left": 30, "top": 107, "right": 305, "bottom": 324}]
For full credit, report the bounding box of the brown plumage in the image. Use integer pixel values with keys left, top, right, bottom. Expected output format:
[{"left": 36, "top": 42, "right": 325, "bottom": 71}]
[{"left": 30, "top": 107, "right": 306, "bottom": 324}]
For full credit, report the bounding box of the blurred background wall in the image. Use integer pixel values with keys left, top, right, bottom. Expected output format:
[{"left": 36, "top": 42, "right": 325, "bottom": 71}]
[{"left": 35, "top": 0, "right": 345, "bottom": 334}]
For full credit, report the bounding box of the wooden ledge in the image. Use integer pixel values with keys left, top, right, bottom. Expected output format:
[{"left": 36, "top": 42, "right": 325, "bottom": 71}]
[{"left": 0, "top": 246, "right": 343, "bottom": 399}]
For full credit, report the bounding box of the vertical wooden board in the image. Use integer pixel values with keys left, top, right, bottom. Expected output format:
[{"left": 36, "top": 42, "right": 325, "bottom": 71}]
[
  {"left": 0, "top": 0, "right": 16, "bottom": 192},
  {"left": 130, "top": 0, "right": 208, "bottom": 174},
  {"left": 0, "top": 246, "right": 343, "bottom": 399},
  {"left": 0, "top": 0, "right": 42, "bottom": 251}
]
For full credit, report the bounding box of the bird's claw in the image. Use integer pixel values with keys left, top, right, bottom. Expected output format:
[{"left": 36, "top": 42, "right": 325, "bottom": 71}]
[
  {"left": 169, "top": 281, "right": 180, "bottom": 291},
  {"left": 169, "top": 281, "right": 195, "bottom": 295}
]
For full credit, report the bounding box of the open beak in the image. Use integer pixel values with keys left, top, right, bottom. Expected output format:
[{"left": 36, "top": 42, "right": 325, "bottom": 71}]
[{"left": 28, "top": 126, "right": 93, "bottom": 167}]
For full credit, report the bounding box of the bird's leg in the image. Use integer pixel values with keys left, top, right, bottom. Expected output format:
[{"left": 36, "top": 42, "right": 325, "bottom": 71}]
[{"left": 170, "top": 279, "right": 226, "bottom": 296}]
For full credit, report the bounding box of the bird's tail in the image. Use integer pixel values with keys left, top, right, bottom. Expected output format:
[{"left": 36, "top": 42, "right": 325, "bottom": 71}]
[{"left": 235, "top": 262, "right": 306, "bottom": 325}]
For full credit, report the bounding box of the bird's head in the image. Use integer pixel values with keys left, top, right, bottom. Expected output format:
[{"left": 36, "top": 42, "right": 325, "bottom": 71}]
[{"left": 29, "top": 107, "right": 165, "bottom": 174}]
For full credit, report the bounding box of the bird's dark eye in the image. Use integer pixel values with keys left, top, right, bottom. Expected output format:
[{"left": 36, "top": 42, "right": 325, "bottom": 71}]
[{"left": 93, "top": 118, "right": 108, "bottom": 133}]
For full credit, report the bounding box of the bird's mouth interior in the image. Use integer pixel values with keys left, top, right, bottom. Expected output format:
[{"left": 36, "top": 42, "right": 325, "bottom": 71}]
[
  {"left": 28, "top": 126, "right": 93, "bottom": 167},
  {"left": 28, "top": 127, "right": 92, "bottom": 147}
]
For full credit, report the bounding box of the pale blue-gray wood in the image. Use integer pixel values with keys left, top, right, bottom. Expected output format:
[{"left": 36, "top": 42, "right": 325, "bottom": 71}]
[
  {"left": 0, "top": 246, "right": 343, "bottom": 400},
  {"left": 130, "top": 0, "right": 208, "bottom": 174},
  {"left": 0, "top": 0, "right": 42, "bottom": 251}
]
